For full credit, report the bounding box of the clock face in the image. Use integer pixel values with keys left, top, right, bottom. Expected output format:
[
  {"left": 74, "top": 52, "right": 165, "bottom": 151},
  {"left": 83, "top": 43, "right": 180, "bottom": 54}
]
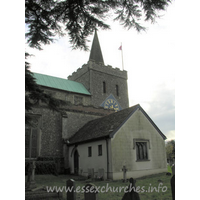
[{"left": 104, "top": 99, "right": 120, "bottom": 111}]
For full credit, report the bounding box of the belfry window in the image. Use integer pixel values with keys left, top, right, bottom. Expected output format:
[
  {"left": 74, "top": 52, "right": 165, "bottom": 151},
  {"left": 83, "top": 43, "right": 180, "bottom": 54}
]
[
  {"left": 116, "top": 85, "right": 119, "bottom": 96},
  {"left": 103, "top": 81, "right": 106, "bottom": 93}
]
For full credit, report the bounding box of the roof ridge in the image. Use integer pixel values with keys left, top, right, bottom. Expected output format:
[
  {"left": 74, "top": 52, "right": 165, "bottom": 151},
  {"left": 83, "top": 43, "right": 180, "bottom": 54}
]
[
  {"left": 68, "top": 104, "right": 167, "bottom": 145},
  {"left": 109, "top": 104, "right": 140, "bottom": 138},
  {"left": 138, "top": 106, "right": 167, "bottom": 140},
  {"left": 33, "top": 72, "right": 74, "bottom": 82}
]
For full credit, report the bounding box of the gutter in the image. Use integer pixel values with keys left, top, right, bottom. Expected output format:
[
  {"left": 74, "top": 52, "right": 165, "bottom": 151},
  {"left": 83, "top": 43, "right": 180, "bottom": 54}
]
[{"left": 66, "top": 136, "right": 110, "bottom": 146}]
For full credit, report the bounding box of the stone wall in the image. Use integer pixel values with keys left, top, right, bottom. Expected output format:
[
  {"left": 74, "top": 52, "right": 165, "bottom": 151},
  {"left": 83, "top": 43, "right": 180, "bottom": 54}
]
[
  {"left": 26, "top": 104, "right": 115, "bottom": 171},
  {"left": 89, "top": 66, "right": 129, "bottom": 109},
  {"left": 40, "top": 86, "right": 91, "bottom": 106},
  {"left": 63, "top": 112, "right": 102, "bottom": 139},
  {"left": 68, "top": 61, "right": 129, "bottom": 109},
  {"left": 30, "top": 107, "right": 63, "bottom": 158},
  {"left": 68, "top": 64, "right": 90, "bottom": 91}
]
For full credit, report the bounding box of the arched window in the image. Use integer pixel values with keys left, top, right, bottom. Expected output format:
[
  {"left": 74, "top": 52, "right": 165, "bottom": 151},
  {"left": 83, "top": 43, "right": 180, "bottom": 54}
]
[
  {"left": 135, "top": 141, "right": 148, "bottom": 160},
  {"left": 116, "top": 85, "right": 119, "bottom": 96}
]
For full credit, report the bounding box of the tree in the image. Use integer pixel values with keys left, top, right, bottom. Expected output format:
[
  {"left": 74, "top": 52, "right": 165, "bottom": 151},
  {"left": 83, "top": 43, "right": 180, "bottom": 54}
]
[
  {"left": 26, "top": 0, "right": 171, "bottom": 51},
  {"left": 25, "top": 0, "right": 172, "bottom": 124},
  {"left": 25, "top": 52, "right": 67, "bottom": 125},
  {"left": 166, "top": 140, "right": 175, "bottom": 164}
]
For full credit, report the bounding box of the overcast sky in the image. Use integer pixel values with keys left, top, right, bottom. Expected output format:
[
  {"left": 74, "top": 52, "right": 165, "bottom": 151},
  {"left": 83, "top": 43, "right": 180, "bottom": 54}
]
[{"left": 25, "top": 2, "right": 180, "bottom": 141}]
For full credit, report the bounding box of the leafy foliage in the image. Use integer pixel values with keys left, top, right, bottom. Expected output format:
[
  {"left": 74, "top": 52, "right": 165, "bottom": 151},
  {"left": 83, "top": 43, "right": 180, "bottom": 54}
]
[
  {"left": 25, "top": 52, "right": 67, "bottom": 125},
  {"left": 166, "top": 140, "right": 175, "bottom": 162},
  {"left": 25, "top": 0, "right": 171, "bottom": 51}
]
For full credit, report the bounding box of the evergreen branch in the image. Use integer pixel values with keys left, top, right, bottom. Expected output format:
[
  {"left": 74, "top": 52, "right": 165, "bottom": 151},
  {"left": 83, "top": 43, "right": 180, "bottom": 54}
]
[{"left": 25, "top": 52, "right": 69, "bottom": 125}]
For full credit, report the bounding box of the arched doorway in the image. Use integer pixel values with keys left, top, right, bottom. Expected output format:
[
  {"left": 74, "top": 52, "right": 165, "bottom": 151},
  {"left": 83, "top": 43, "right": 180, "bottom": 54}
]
[{"left": 74, "top": 150, "right": 79, "bottom": 175}]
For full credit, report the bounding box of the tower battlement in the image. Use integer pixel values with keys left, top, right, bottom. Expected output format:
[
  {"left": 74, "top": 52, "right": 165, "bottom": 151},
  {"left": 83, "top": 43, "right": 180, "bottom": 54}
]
[
  {"left": 88, "top": 61, "right": 127, "bottom": 79},
  {"left": 68, "top": 64, "right": 89, "bottom": 81},
  {"left": 68, "top": 61, "right": 127, "bottom": 81}
]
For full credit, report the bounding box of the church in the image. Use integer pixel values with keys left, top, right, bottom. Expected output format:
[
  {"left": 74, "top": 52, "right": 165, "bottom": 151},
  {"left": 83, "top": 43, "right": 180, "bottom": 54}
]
[{"left": 25, "top": 31, "right": 167, "bottom": 180}]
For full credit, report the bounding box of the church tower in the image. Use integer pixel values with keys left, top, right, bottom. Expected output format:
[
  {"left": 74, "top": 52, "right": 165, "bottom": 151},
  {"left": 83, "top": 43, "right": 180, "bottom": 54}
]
[{"left": 68, "top": 31, "right": 129, "bottom": 110}]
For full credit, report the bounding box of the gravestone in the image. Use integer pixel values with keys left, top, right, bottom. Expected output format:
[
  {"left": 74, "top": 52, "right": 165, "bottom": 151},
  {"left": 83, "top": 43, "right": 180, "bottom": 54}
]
[
  {"left": 84, "top": 183, "right": 98, "bottom": 200},
  {"left": 171, "top": 164, "right": 175, "bottom": 200},
  {"left": 88, "top": 168, "right": 94, "bottom": 179},
  {"left": 98, "top": 168, "right": 104, "bottom": 180},
  {"left": 122, "top": 166, "right": 127, "bottom": 182},
  {"left": 80, "top": 168, "right": 83, "bottom": 176},
  {"left": 26, "top": 160, "right": 37, "bottom": 190},
  {"left": 67, "top": 179, "right": 76, "bottom": 200},
  {"left": 122, "top": 178, "right": 140, "bottom": 200}
]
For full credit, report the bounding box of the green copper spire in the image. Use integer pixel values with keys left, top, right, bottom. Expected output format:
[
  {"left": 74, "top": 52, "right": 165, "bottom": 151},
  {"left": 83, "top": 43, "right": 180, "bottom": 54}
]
[{"left": 89, "top": 30, "right": 104, "bottom": 65}]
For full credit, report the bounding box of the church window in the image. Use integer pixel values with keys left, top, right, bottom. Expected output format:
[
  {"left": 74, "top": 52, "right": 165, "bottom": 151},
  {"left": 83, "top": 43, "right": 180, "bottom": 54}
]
[
  {"left": 88, "top": 146, "right": 92, "bottom": 157},
  {"left": 103, "top": 81, "right": 106, "bottom": 93},
  {"left": 74, "top": 96, "right": 83, "bottom": 105},
  {"left": 98, "top": 145, "right": 102, "bottom": 156},
  {"left": 136, "top": 142, "right": 148, "bottom": 160},
  {"left": 116, "top": 85, "right": 119, "bottom": 96}
]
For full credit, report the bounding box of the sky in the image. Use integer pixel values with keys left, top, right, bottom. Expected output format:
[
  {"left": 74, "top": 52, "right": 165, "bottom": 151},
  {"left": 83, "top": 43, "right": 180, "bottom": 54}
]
[{"left": 25, "top": 2, "right": 177, "bottom": 141}]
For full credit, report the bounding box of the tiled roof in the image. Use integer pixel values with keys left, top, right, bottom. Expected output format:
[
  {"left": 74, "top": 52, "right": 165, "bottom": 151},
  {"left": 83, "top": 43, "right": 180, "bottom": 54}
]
[
  {"left": 68, "top": 104, "right": 166, "bottom": 145},
  {"left": 33, "top": 72, "right": 91, "bottom": 95}
]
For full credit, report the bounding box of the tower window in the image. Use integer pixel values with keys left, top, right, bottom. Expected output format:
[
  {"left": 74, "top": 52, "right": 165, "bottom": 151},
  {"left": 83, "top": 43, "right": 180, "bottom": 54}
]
[
  {"left": 116, "top": 85, "right": 119, "bottom": 96},
  {"left": 103, "top": 81, "right": 106, "bottom": 93}
]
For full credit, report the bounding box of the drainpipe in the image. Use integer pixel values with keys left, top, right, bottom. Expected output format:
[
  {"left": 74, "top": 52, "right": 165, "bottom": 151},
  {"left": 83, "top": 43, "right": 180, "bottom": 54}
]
[{"left": 106, "top": 139, "right": 109, "bottom": 179}]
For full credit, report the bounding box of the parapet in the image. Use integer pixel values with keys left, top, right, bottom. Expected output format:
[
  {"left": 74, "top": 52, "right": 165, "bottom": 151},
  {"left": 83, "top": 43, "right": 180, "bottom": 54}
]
[
  {"left": 68, "top": 61, "right": 127, "bottom": 81},
  {"left": 88, "top": 60, "right": 127, "bottom": 79},
  {"left": 68, "top": 64, "right": 89, "bottom": 81}
]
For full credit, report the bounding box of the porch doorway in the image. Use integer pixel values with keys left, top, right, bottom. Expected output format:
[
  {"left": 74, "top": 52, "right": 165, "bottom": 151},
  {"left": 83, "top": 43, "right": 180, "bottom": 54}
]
[{"left": 74, "top": 150, "right": 79, "bottom": 175}]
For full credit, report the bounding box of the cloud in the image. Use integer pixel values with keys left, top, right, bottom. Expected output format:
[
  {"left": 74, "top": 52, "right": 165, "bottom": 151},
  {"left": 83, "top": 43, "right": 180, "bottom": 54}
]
[
  {"left": 165, "top": 130, "right": 175, "bottom": 141},
  {"left": 143, "top": 81, "right": 175, "bottom": 139}
]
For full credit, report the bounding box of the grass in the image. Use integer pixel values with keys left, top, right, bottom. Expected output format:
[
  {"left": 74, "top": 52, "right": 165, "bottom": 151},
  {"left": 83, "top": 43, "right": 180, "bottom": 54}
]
[
  {"left": 136, "top": 173, "right": 172, "bottom": 200},
  {"left": 25, "top": 173, "right": 173, "bottom": 200}
]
